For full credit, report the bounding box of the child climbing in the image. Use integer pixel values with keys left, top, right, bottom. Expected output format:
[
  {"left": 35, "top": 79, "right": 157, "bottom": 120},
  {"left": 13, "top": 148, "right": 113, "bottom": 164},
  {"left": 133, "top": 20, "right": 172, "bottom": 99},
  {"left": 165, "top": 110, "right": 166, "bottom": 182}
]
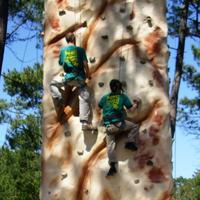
[
  {"left": 98, "top": 79, "right": 140, "bottom": 176},
  {"left": 50, "top": 32, "right": 96, "bottom": 131}
]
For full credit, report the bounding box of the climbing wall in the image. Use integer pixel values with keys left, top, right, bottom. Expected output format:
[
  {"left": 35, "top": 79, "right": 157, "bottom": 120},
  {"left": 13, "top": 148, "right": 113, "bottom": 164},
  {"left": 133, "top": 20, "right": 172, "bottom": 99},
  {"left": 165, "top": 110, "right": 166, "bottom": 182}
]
[{"left": 42, "top": 0, "right": 172, "bottom": 200}]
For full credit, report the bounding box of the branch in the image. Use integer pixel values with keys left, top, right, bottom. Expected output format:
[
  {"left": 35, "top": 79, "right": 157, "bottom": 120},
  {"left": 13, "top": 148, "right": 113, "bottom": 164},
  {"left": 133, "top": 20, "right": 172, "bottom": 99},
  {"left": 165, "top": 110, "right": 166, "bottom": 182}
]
[
  {"left": 186, "top": 31, "right": 200, "bottom": 38},
  {"left": 170, "top": 0, "right": 190, "bottom": 138},
  {"left": 13, "top": 34, "right": 36, "bottom": 42},
  {"left": 168, "top": 45, "right": 178, "bottom": 51},
  {"left": 6, "top": 19, "right": 28, "bottom": 41},
  {"left": 5, "top": 45, "right": 36, "bottom": 63}
]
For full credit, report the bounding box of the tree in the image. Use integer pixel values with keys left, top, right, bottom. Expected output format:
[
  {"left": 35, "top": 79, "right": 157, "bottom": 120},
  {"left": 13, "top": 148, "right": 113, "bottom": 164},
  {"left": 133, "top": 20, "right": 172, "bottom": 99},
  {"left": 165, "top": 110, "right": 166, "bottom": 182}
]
[
  {"left": 167, "top": 0, "right": 200, "bottom": 137},
  {"left": 178, "top": 46, "right": 200, "bottom": 137},
  {"left": 0, "top": 1, "right": 9, "bottom": 75},
  {"left": 0, "top": 64, "right": 42, "bottom": 200},
  {"left": 0, "top": 0, "right": 43, "bottom": 76},
  {"left": 173, "top": 171, "right": 200, "bottom": 200},
  {"left": 7, "top": 0, "right": 43, "bottom": 44}
]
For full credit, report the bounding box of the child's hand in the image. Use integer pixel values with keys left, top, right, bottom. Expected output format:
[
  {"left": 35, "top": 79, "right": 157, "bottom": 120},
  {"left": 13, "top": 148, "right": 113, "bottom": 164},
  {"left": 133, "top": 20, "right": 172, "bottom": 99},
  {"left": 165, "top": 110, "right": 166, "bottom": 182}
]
[{"left": 133, "top": 98, "right": 141, "bottom": 108}]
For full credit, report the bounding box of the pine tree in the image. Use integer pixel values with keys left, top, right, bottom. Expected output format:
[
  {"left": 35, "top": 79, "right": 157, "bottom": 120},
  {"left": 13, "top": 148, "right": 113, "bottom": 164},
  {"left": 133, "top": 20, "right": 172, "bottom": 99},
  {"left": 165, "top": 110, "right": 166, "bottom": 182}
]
[
  {"left": 0, "top": 64, "right": 42, "bottom": 200},
  {"left": 167, "top": 0, "right": 200, "bottom": 137}
]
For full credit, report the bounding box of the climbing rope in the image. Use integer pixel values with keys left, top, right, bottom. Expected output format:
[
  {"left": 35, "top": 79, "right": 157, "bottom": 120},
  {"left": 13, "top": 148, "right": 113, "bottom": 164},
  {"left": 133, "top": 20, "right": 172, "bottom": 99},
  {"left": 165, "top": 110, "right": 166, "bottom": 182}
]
[
  {"left": 173, "top": 131, "right": 177, "bottom": 199},
  {"left": 78, "top": 0, "right": 82, "bottom": 46},
  {"left": 20, "top": 23, "right": 32, "bottom": 71},
  {"left": 118, "top": 2, "right": 125, "bottom": 81},
  {"left": 73, "top": 0, "right": 76, "bottom": 24},
  {"left": 118, "top": 0, "right": 129, "bottom": 83}
]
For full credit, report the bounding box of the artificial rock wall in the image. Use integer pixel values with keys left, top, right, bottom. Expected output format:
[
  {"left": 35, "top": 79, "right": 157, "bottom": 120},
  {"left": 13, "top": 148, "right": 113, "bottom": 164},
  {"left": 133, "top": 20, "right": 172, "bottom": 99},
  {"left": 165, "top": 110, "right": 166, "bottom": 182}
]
[{"left": 41, "top": 0, "right": 172, "bottom": 200}]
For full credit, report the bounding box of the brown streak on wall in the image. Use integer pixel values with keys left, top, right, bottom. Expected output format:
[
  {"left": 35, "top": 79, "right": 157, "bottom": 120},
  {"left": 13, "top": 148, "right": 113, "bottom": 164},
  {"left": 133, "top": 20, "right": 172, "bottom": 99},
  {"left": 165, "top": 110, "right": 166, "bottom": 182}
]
[
  {"left": 82, "top": 0, "right": 108, "bottom": 50},
  {"left": 49, "top": 176, "right": 60, "bottom": 188},
  {"left": 60, "top": 141, "right": 73, "bottom": 166},
  {"left": 90, "top": 38, "right": 139, "bottom": 75},
  {"left": 82, "top": 0, "right": 127, "bottom": 50},
  {"left": 45, "top": 16, "right": 60, "bottom": 31},
  {"left": 148, "top": 167, "right": 166, "bottom": 183},
  {"left": 140, "top": 99, "right": 161, "bottom": 126},
  {"left": 75, "top": 139, "right": 106, "bottom": 200},
  {"left": 46, "top": 22, "right": 87, "bottom": 46},
  {"left": 135, "top": 152, "right": 154, "bottom": 169},
  {"left": 144, "top": 27, "right": 163, "bottom": 61},
  {"left": 160, "top": 191, "right": 171, "bottom": 200},
  {"left": 152, "top": 69, "right": 165, "bottom": 89},
  {"left": 45, "top": 123, "right": 61, "bottom": 149},
  {"left": 56, "top": 0, "right": 68, "bottom": 9},
  {"left": 102, "top": 189, "right": 115, "bottom": 200}
]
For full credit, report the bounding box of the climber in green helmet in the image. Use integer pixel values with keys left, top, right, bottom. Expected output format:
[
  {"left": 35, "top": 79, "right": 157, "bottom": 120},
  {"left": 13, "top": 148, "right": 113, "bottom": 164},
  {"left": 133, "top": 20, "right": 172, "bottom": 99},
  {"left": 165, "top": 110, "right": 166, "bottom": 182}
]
[
  {"left": 98, "top": 79, "right": 140, "bottom": 176},
  {"left": 50, "top": 32, "right": 96, "bottom": 131}
]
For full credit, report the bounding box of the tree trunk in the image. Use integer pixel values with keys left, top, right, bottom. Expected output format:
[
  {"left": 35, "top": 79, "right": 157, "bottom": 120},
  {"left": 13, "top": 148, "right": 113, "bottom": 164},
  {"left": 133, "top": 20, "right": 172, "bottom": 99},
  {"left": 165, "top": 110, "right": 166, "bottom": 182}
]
[
  {"left": 170, "top": 0, "right": 190, "bottom": 138},
  {"left": 0, "top": 0, "right": 8, "bottom": 75},
  {"left": 41, "top": 1, "right": 172, "bottom": 200}
]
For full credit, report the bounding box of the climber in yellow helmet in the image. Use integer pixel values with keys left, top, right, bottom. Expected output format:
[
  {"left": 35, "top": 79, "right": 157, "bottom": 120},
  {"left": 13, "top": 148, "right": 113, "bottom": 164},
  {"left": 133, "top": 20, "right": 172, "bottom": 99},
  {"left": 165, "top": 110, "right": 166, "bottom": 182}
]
[
  {"left": 50, "top": 33, "right": 96, "bottom": 131},
  {"left": 98, "top": 79, "right": 140, "bottom": 176}
]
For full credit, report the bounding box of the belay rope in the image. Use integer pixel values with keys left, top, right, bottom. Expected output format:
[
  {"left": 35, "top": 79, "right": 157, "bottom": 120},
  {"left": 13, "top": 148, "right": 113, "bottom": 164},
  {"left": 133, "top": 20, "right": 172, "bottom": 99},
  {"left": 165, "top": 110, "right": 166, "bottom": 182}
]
[{"left": 118, "top": 0, "right": 130, "bottom": 84}]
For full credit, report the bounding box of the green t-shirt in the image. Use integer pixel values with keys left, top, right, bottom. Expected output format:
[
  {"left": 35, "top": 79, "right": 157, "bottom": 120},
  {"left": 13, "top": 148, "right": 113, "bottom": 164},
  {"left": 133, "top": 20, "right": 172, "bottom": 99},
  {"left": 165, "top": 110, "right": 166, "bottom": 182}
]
[
  {"left": 98, "top": 92, "right": 133, "bottom": 125},
  {"left": 59, "top": 45, "right": 88, "bottom": 80}
]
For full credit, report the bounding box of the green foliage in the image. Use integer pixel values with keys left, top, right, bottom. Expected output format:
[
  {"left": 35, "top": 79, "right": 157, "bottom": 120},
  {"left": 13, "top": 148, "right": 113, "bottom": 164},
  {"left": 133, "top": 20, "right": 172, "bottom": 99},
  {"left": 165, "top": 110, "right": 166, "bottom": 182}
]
[
  {"left": 9, "top": 0, "right": 43, "bottom": 23},
  {"left": 178, "top": 46, "right": 200, "bottom": 136},
  {"left": 7, "top": 0, "right": 43, "bottom": 44},
  {"left": 6, "top": 114, "right": 41, "bottom": 151},
  {"left": 173, "top": 172, "right": 200, "bottom": 200},
  {"left": 3, "top": 63, "right": 43, "bottom": 109},
  {"left": 0, "top": 148, "right": 40, "bottom": 200},
  {"left": 0, "top": 64, "right": 42, "bottom": 199},
  {"left": 167, "top": 0, "right": 199, "bottom": 38},
  {"left": 192, "top": 45, "right": 200, "bottom": 65},
  {"left": 0, "top": 99, "right": 10, "bottom": 123}
]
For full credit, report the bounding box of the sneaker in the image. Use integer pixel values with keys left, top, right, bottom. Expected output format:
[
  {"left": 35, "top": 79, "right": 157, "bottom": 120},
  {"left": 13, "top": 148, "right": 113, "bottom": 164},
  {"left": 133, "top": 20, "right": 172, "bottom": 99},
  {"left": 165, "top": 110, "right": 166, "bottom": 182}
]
[
  {"left": 124, "top": 142, "right": 138, "bottom": 151},
  {"left": 106, "top": 163, "right": 117, "bottom": 177},
  {"left": 82, "top": 123, "right": 97, "bottom": 131}
]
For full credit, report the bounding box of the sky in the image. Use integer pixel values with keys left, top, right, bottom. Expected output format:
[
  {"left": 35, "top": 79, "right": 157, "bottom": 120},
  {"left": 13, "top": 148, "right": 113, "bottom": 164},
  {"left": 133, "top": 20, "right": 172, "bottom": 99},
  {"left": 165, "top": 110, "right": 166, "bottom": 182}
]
[{"left": 0, "top": 26, "right": 199, "bottom": 179}]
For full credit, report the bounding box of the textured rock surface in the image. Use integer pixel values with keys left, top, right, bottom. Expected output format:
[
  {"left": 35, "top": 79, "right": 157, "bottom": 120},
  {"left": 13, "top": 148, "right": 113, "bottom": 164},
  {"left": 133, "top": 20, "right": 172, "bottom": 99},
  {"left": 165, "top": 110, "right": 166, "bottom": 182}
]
[{"left": 41, "top": 0, "right": 172, "bottom": 200}]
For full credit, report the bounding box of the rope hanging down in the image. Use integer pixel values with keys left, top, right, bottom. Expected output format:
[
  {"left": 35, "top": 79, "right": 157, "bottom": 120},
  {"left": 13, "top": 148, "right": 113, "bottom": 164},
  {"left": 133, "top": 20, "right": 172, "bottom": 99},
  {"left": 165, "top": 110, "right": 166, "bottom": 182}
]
[{"left": 118, "top": 0, "right": 129, "bottom": 82}]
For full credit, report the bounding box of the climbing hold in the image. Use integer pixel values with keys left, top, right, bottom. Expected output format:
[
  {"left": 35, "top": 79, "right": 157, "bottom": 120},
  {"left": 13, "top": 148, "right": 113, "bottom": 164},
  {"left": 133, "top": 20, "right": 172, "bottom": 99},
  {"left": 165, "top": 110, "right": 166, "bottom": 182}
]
[
  {"left": 82, "top": 21, "right": 87, "bottom": 27},
  {"left": 101, "top": 35, "right": 109, "bottom": 40},
  {"left": 77, "top": 150, "right": 84, "bottom": 155},
  {"left": 84, "top": 189, "right": 89, "bottom": 194},
  {"left": 146, "top": 160, "right": 154, "bottom": 166},
  {"left": 134, "top": 179, "right": 140, "bottom": 184},
  {"left": 89, "top": 57, "right": 96, "bottom": 63},
  {"left": 119, "top": 55, "right": 125, "bottom": 62},
  {"left": 142, "top": 129, "right": 148, "bottom": 134},
  {"left": 98, "top": 82, "right": 104, "bottom": 87},
  {"left": 61, "top": 173, "right": 68, "bottom": 180},
  {"left": 101, "top": 16, "right": 106, "bottom": 20},
  {"left": 145, "top": 16, "right": 153, "bottom": 27},
  {"left": 140, "top": 60, "right": 146, "bottom": 64},
  {"left": 59, "top": 10, "right": 66, "bottom": 16},
  {"left": 64, "top": 130, "right": 71, "bottom": 137},
  {"left": 119, "top": 7, "right": 126, "bottom": 13},
  {"left": 149, "top": 80, "right": 154, "bottom": 86},
  {"left": 126, "top": 25, "right": 133, "bottom": 31},
  {"left": 129, "top": 12, "right": 135, "bottom": 20}
]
